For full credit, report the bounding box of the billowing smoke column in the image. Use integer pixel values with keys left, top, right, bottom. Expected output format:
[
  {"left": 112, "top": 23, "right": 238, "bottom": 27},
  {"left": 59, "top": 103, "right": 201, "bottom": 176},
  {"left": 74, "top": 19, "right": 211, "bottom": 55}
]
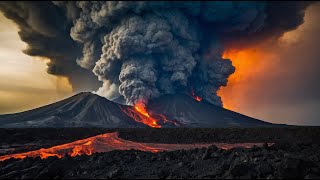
[{"left": 0, "top": 1, "right": 312, "bottom": 106}]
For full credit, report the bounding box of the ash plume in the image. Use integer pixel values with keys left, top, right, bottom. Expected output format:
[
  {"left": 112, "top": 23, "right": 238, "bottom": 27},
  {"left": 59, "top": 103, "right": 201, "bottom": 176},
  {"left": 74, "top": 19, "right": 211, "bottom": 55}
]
[
  {"left": 0, "top": 1, "right": 313, "bottom": 106},
  {"left": 0, "top": 1, "right": 100, "bottom": 92}
]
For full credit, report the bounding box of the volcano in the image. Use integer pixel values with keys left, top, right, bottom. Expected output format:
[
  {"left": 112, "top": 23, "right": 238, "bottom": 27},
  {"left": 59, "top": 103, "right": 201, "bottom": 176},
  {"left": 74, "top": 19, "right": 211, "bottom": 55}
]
[
  {"left": 0, "top": 92, "right": 146, "bottom": 128},
  {"left": 0, "top": 92, "right": 276, "bottom": 128},
  {"left": 148, "top": 94, "right": 274, "bottom": 127}
]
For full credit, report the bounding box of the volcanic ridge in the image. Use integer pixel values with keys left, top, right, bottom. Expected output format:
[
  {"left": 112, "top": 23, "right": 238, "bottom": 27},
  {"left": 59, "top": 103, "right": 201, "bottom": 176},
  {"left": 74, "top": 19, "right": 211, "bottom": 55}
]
[{"left": 0, "top": 92, "right": 276, "bottom": 128}]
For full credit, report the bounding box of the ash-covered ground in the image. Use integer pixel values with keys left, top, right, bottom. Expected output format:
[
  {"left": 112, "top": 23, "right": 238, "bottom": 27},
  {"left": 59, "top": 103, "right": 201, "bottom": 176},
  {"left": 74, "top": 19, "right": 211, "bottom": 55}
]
[{"left": 0, "top": 127, "right": 320, "bottom": 179}]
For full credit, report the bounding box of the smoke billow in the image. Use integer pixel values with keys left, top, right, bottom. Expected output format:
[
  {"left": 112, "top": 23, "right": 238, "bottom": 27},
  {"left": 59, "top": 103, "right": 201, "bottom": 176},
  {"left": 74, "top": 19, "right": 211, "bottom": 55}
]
[
  {"left": 0, "top": 1, "right": 100, "bottom": 92},
  {"left": 0, "top": 1, "right": 313, "bottom": 106}
]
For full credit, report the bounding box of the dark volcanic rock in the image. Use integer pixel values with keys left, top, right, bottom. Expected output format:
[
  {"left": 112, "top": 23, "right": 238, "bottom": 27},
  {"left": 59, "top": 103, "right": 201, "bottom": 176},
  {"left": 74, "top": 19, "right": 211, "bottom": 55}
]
[
  {"left": 1, "top": 127, "right": 320, "bottom": 179},
  {"left": 1, "top": 141, "right": 319, "bottom": 179},
  {"left": 279, "top": 158, "right": 313, "bottom": 179},
  {"left": 148, "top": 94, "right": 275, "bottom": 128},
  {"left": 258, "top": 162, "right": 273, "bottom": 175},
  {"left": 305, "top": 173, "right": 320, "bottom": 179},
  {"left": 117, "top": 127, "right": 320, "bottom": 144},
  {"left": 201, "top": 145, "right": 218, "bottom": 160},
  {"left": 107, "top": 165, "right": 123, "bottom": 179}
]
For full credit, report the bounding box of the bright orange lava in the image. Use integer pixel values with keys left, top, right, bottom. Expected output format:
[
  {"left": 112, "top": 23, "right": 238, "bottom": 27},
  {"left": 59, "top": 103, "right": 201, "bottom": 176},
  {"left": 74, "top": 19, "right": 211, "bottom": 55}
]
[
  {"left": 191, "top": 93, "right": 203, "bottom": 102},
  {"left": 133, "top": 102, "right": 161, "bottom": 128},
  {"left": 190, "top": 89, "right": 202, "bottom": 102},
  {"left": 120, "top": 102, "right": 181, "bottom": 128},
  {"left": 120, "top": 102, "right": 161, "bottom": 128},
  {"left": 0, "top": 132, "right": 272, "bottom": 162}
]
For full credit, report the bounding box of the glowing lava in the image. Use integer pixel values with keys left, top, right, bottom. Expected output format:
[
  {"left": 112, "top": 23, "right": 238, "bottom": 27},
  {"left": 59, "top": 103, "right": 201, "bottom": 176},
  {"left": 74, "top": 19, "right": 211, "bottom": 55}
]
[
  {"left": 192, "top": 93, "right": 202, "bottom": 102},
  {"left": 120, "top": 102, "right": 161, "bottom": 128},
  {"left": 191, "top": 89, "right": 202, "bottom": 102},
  {"left": 133, "top": 102, "right": 161, "bottom": 128},
  {"left": 0, "top": 132, "right": 273, "bottom": 162},
  {"left": 120, "top": 101, "right": 182, "bottom": 128}
]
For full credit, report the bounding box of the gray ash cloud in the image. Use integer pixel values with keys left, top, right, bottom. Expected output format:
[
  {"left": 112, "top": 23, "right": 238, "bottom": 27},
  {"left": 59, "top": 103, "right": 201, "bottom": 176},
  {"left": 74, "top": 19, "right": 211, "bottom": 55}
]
[{"left": 0, "top": 1, "right": 312, "bottom": 106}]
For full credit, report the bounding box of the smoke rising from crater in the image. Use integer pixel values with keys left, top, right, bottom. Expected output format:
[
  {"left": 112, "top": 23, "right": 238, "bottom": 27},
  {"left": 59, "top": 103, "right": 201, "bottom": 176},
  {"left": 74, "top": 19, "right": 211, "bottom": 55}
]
[{"left": 0, "top": 1, "right": 312, "bottom": 106}]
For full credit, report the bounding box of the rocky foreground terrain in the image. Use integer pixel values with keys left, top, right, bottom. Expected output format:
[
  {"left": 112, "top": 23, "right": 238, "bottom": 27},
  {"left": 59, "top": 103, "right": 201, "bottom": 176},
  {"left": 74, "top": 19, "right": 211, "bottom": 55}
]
[
  {"left": 0, "top": 127, "right": 320, "bottom": 179},
  {"left": 0, "top": 142, "right": 320, "bottom": 179}
]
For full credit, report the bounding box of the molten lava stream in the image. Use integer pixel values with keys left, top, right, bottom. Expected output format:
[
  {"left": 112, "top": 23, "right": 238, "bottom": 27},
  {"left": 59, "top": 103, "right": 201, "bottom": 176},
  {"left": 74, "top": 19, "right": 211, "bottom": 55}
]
[
  {"left": 133, "top": 102, "right": 161, "bottom": 128},
  {"left": 120, "top": 102, "right": 181, "bottom": 128},
  {"left": 0, "top": 132, "right": 273, "bottom": 162},
  {"left": 0, "top": 132, "right": 204, "bottom": 162}
]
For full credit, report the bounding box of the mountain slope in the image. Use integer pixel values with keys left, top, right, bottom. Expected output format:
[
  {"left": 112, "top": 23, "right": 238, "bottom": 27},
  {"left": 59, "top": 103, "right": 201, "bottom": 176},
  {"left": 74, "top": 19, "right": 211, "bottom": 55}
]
[
  {"left": 148, "top": 94, "right": 276, "bottom": 127},
  {"left": 0, "top": 92, "right": 278, "bottom": 128},
  {"left": 0, "top": 92, "right": 146, "bottom": 128}
]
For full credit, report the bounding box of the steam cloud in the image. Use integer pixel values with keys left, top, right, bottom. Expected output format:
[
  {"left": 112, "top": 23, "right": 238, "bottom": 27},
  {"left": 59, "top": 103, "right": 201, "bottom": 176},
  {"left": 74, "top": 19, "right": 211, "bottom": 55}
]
[{"left": 0, "top": 1, "right": 312, "bottom": 106}]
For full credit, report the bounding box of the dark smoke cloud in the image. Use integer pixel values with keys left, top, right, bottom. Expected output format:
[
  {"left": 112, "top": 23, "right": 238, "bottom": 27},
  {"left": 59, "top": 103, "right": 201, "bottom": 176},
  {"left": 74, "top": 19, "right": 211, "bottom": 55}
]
[
  {"left": 0, "top": 1, "right": 100, "bottom": 92},
  {"left": 0, "top": 1, "right": 313, "bottom": 106},
  {"left": 223, "top": 1, "right": 312, "bottom": 48}
]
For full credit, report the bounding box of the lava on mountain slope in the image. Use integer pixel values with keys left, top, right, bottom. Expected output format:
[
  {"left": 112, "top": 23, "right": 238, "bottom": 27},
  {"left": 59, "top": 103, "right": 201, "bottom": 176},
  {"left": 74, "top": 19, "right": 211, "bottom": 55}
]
[
  {"left": 190, "top": 89, "right": 203, "bottom": 102},
  {"left": 191, "top": 93, "right": 203, "bottom": 102},
  {"left": 119, "top": 102, "right": 182, "bottom": 128}
]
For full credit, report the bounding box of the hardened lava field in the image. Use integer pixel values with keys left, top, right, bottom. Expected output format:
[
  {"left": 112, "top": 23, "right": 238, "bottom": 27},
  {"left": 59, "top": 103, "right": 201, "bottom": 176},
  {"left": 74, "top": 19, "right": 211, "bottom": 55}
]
[{"left": 0, "top": 127, "right": 320, "bottom": 179}]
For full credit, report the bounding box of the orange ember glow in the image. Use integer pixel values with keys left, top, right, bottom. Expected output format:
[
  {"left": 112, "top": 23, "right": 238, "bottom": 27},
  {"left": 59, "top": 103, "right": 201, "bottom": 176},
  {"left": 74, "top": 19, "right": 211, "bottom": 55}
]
[
  {"left": 0, "top": 132, "right": 272, "bottom": 162},
  {"left": 191, "top": 92, "right": 202, "bottom": 102},
  {"left": 190, "top": 89, "right": 202, "bottom": 102},
  {"left": 218, "top": 49, "right": 244, "bottom": 110}
]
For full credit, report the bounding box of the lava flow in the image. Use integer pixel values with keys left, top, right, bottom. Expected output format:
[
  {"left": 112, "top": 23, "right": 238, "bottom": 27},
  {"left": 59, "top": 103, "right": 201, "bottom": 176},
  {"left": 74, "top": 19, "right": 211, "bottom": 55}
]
[
  {"left": 120, "top": 102, "right": 180, "bottom": 128},
  {"left": 192, "top": 93, "right": 202, "bottom": 102},
  {"left": 0, "top": 132, "right": 273, "bottom": 162},
  {"left": 133, "top": 102, "right": 161, "bottom": 128},
  {"left": 191, "top": 89, "right": 202, "bottom": 102}
]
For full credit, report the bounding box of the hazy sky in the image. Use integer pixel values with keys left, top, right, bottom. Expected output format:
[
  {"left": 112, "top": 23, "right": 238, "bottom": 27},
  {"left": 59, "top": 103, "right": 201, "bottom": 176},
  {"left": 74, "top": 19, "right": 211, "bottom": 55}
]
[
  {"left": 219, "top": 3, "right": 320, "bottom": 125},
  {"left": 0, "top": 12, "right": 72, "bottom": 114},
  {"left": 0, "top": 3, "right": 320, "bottom": 126}
]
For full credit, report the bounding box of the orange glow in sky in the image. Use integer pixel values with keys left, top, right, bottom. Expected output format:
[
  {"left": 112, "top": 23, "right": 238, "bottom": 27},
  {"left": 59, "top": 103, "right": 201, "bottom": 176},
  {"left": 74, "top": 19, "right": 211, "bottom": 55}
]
[{"left": 218, "top": 48, "right": 277, "bottom": 111}]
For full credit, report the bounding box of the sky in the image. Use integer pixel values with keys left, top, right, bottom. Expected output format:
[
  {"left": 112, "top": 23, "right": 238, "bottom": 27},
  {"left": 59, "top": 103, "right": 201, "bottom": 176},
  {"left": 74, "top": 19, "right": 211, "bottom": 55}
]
[
  {"left": 218, "top": 3, "right": 320, "bottom": 125},
  {"left": 0, "top": 12, "right": 72, "bottom": 114},
  {"left": 0, "top": 2, "right": 319, "bottom": 126}
]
